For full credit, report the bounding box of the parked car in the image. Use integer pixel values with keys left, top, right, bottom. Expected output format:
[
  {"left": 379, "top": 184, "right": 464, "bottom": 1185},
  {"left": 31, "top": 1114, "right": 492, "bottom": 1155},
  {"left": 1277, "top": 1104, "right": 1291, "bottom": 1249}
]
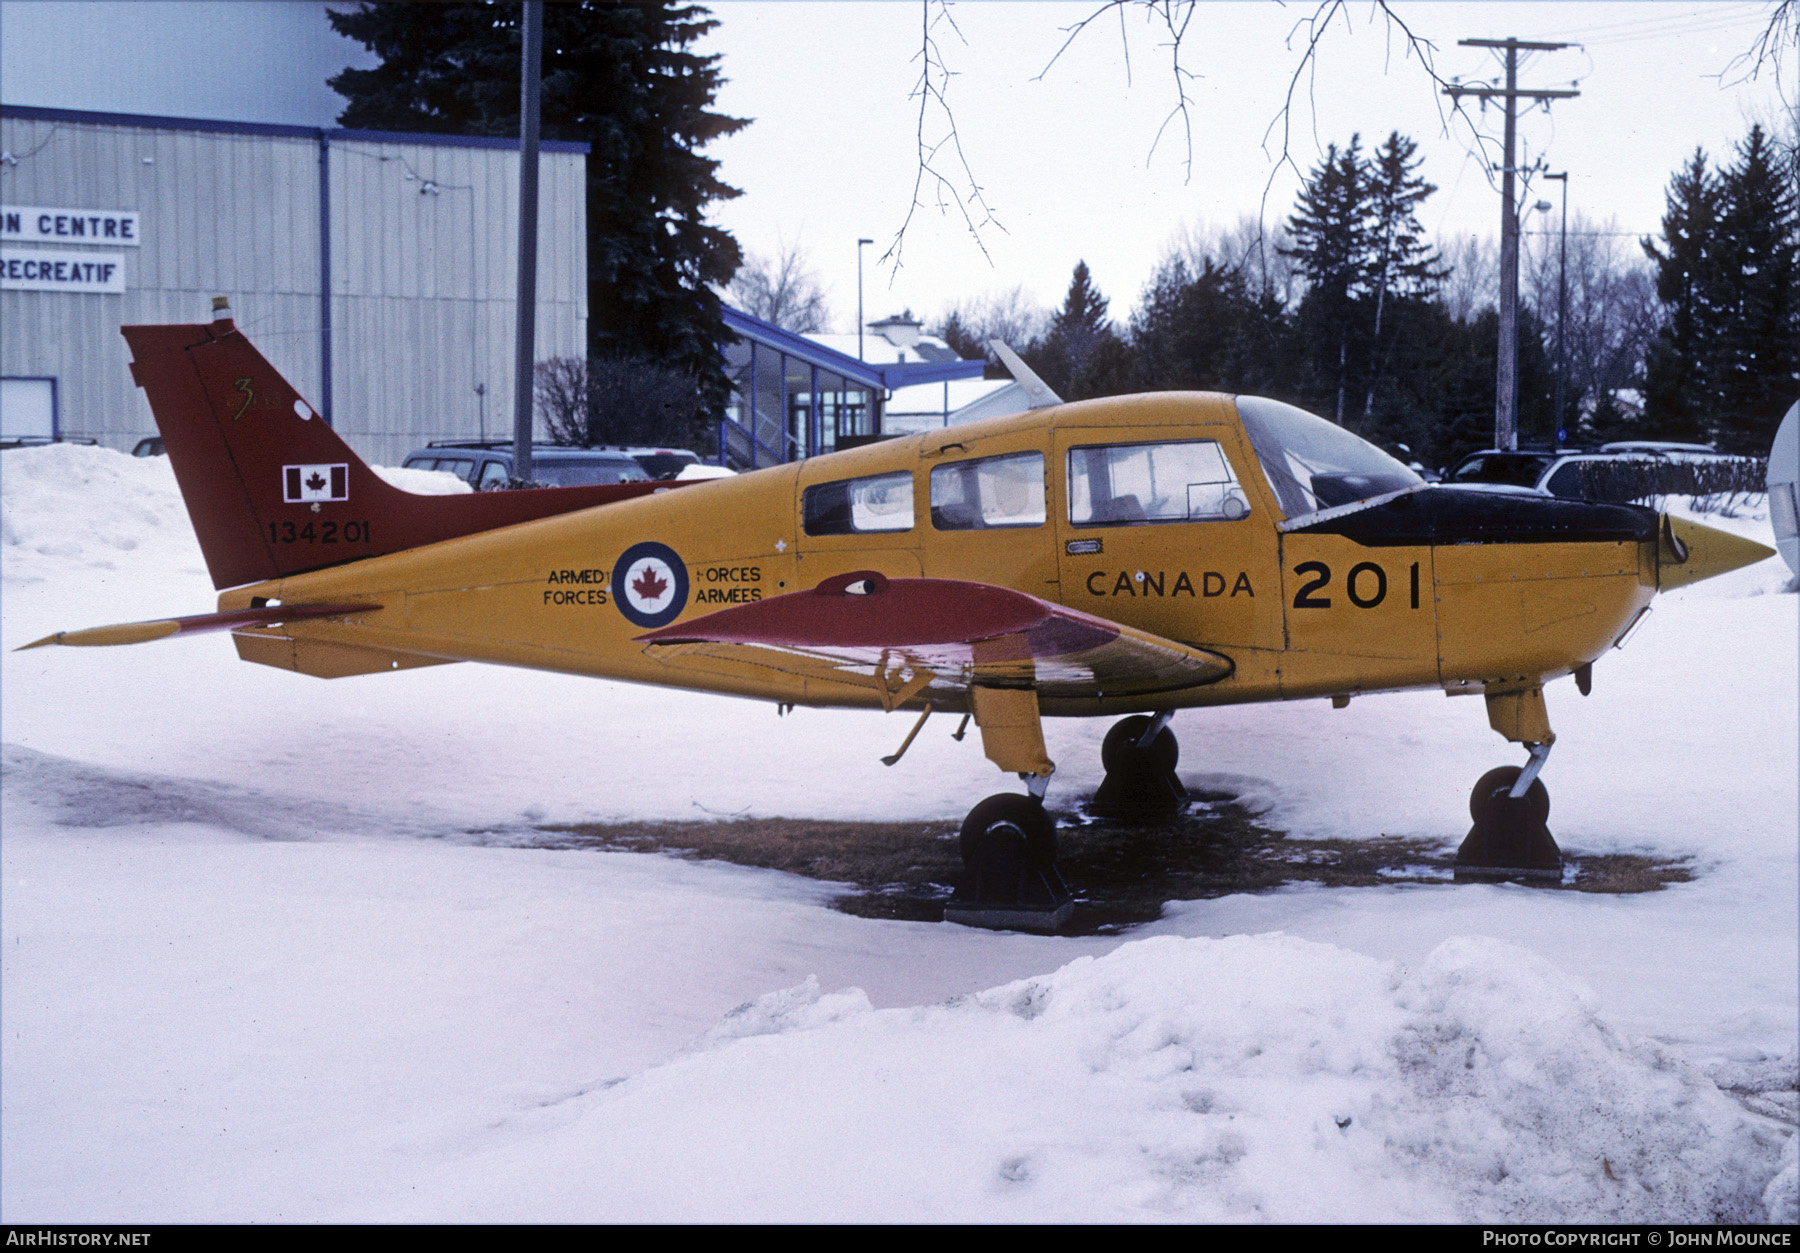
[
  {"left": 1443, "top": 443, "right": 1757, "bottom": 504},
  {"left": 610, "top": 445, "right": 702, "bottom": 480},
  {"left": 403, "top": 439, "right": 704, "bottom": 487},
  {"left": 132, "top": 436, "right": 165, "bottom": 457},
  {"left": 1441, "top": 448, "right": 1568, "bottom": 489},
  {"left": 400, "top": 441, "right": 651, "bottom": 490},
  {"left": 0, "top": 435, "right": 99, "bottom": 450}
]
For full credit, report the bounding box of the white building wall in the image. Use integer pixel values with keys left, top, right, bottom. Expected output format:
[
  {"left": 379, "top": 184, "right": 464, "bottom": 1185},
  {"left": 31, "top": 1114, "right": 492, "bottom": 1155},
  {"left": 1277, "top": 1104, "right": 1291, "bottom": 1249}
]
[{"left": 1, "top": 109, "right": 586, "bottom": 464}]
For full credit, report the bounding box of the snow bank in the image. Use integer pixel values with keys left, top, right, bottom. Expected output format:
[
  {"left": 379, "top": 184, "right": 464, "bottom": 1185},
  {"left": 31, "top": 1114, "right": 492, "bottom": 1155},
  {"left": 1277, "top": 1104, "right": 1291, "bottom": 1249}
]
[
  {"left": 369, "top": 463, "right": 473, "bottom": 494},
  {"left": 0, "top": 446, "right": 466, "bottom": 591},
  {"left": 0, "top": 443, "right": 201, "bottom": 587},
  {"left": 383, "top": 934, "right": 1786, "bottom": 1224}
]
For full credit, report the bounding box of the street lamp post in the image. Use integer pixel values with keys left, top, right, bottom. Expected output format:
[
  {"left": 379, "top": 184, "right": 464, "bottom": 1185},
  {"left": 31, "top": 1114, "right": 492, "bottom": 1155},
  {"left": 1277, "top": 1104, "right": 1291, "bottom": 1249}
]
[
  {"left": 856, "top": 238, "right": 873, "bottom": 360},
  {"left": 1544, "top": 172, "right": 1569, "bottom": 447}
]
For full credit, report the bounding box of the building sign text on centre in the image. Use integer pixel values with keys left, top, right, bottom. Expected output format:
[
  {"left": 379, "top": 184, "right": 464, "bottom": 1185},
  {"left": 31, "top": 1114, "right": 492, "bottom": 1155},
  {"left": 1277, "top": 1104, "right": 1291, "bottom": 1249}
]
[
  {"left": 1, "top": 249, "right": 127, "bottom": 293},
  {"left": 1, "top": 205, "right": 142, "bottom": 246}
]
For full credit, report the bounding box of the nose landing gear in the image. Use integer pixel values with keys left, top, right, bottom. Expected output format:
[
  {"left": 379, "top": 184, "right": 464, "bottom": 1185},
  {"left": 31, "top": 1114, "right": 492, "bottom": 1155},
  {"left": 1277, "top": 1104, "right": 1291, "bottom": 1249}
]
[
  {"left": 1455, "top": 762, "right": 1563, "bottom": 880},
  {"left": 1457, "top": 688, "right": 1565, "bottom": 881}
]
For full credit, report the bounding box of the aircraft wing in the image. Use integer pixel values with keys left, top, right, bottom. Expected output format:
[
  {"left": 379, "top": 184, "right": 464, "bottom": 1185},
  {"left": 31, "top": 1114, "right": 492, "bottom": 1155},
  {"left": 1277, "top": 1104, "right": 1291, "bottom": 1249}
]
[{"left": 634, "top": 571, "right": 1232, "bottom": 707}]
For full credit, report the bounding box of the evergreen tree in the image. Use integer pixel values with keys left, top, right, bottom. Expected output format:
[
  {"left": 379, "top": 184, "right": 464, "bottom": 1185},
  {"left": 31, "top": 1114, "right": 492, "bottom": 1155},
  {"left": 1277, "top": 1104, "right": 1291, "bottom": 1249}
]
[
  {"left": 935, "top": 311, "right": 986, "bottom": 364},
  {"left": 1282, "top": 136, "right": 1373, "bottom": 422},
  {"left": 1362, "top": 131, "right": 1446, "bottom": 418},
  {"left": 327, "top": 2, "right": 749, "bottom": 410},
  {"left": 1027, "top": 261, "right": 1129, "bottom": 399},
  {"left": 1641, "top": 149, "right": 1723, "bottom": 438},
  {"left": 1130, "top": 256, "right": 1291, "bottom": 397},
  {"left": 1711, "top": 124, "right": 1800, "bottom": 452},
  {"left": 1642, "top": 128, "right": 1799, "bottom": 451}
]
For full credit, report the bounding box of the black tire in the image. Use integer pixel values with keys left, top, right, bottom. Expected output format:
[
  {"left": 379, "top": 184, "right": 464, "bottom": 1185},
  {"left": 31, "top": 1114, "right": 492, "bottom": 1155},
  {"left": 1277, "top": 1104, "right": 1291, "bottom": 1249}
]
[
  {"left": 1469, "top": 766, "right": 1551, "bottom": 826},
  {"left": 959, "top": 793, "right": 1057, "bottom": 871},
  {"left": 1101, "top": 716, "right": 1179, "bottom": 776}
]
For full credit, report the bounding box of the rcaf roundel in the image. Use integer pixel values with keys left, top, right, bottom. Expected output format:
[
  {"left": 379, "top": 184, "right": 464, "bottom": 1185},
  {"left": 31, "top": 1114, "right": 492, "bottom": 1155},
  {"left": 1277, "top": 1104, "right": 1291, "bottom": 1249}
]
[{"left": 612, "top": 541, "right": 689, "bottom": 629}]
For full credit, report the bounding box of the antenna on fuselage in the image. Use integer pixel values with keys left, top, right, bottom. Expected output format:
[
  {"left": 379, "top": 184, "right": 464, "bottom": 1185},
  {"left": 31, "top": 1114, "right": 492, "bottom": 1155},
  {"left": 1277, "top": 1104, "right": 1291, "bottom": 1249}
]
[{"left": 988, "top": 341, "right": 1063, "bottom": 409}]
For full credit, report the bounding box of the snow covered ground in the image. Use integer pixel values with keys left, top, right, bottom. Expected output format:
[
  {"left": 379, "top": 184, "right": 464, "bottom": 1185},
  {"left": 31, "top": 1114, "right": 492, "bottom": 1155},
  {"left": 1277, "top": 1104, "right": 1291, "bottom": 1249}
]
[{"left": 2, "top": 444, "right": 1794, "bottom": 1222}]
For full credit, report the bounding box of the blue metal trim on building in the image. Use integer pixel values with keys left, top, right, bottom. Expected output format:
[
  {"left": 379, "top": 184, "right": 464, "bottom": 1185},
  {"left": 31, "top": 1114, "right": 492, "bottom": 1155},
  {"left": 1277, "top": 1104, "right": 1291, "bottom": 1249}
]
[
  {"left": 875, "top": 358, "right": 989, "bottom": 388},
  {"left": 0, "top": 104, "right": 589, "bottom": 153},
  {"left": 1, "top": 103, "right": 318, "bottom": 138},
  {"left": 721, "top": 305, "right": 983, "bottom": 391},
  {"left": 331, "top": 126, "right": 587, "bottom": 154}
]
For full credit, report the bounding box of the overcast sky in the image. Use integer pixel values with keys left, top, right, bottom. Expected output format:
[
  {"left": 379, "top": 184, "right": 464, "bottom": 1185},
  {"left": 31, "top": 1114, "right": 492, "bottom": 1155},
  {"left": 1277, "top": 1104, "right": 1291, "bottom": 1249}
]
[{"left": 3, "top": 1, "right": 1791, "bottom": 333}]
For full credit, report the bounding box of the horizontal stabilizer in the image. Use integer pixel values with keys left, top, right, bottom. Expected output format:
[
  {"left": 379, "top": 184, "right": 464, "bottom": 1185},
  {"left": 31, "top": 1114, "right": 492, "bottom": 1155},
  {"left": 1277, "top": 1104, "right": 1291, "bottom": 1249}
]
[{"left": 16, "top": 602, "right": 380, "bottom": 650}]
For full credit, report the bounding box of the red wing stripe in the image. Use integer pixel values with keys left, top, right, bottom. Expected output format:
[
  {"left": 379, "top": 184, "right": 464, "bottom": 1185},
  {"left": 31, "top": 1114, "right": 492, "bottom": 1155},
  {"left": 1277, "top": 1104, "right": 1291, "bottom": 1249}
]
[{"left": 637, "top": 574, "right": 1120, "bottom": 656}]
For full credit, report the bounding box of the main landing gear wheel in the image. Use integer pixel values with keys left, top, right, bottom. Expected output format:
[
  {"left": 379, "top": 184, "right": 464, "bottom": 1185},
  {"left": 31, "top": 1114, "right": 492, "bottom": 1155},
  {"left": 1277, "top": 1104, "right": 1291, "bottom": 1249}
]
[
  {"left": 942, "top": 793, "right": 1074, "bottom": 933},
  {"left": 1454, "top": 765, "right": 1563, "bottom": 882},
  {"left": 1088, "top": 715, "right": 1189, "bottom": 822}
]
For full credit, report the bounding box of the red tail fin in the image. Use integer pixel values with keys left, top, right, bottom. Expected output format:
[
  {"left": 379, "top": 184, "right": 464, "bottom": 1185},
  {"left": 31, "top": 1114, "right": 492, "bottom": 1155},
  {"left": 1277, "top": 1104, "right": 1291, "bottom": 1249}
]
[{"left": 122, "top": 316, "right": 679, "bottom": 590}]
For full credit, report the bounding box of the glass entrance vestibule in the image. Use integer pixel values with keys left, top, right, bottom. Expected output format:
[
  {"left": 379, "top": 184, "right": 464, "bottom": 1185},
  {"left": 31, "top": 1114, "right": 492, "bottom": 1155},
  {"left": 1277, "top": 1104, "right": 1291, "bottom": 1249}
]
[{"left": 718, "top": 306, "right": 983, "bottom": 471}]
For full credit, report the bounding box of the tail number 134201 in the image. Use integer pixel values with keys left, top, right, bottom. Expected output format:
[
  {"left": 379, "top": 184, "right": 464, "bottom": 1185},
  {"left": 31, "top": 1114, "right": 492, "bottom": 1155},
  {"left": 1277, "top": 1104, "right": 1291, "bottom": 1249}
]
[{"left": 268, "top": 520, "right": 372, "bottom": 545}]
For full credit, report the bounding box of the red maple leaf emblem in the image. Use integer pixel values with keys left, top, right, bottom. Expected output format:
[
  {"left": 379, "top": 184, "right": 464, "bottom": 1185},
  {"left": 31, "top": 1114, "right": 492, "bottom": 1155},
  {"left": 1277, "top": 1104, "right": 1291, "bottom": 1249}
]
[
  {"left": 305, "top": 471, "right": 327, "bottom": 492},
  {"left": 631, "top": 565, "right": 669, "bottom": 602}
]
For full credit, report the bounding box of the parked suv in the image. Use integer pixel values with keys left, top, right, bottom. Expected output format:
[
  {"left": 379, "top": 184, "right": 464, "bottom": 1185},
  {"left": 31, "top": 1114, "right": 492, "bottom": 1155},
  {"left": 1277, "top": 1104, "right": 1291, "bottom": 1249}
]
[
  {"left": 1443, "top": 443, "right": 1756, "bottom": 503},
  {"left": 401, "top": 441, "right": 652, "bottom": 490}
]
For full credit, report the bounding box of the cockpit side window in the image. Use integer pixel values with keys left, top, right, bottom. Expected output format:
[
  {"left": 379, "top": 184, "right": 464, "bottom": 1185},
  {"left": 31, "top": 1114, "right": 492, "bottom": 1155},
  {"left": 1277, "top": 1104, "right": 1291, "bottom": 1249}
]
[
  {"left": 1235, "top": 395, "right": 1422, "bottom": 518},
  {"left": 930, "top": 452, "right": 1046, "bottom": 530},
  {"left": 1066, "top": 440, "right": 1250, "bottom": 527},
  {"left": 802, "top": 471, "right": 915, "bottom": 536}
]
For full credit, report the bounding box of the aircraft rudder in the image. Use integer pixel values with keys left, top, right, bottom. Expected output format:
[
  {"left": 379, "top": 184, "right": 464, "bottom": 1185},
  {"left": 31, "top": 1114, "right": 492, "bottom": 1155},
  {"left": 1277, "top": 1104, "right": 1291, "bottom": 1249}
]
[{"left": 122, "top": 308, "right": 405, "bottom": 590}]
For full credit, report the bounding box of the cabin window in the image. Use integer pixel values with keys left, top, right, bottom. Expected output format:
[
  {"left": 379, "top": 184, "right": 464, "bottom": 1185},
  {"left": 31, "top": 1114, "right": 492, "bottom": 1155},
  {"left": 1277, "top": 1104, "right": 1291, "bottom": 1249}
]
[
  {"left": 1066, "top": 440, "right": 1249, "bottom": 526},
  {"left": 930, "top": 452, "right": 1046, "bottom": 530},
  {"left": 802, "top": 470, "right": 915, "bottom": 535}
]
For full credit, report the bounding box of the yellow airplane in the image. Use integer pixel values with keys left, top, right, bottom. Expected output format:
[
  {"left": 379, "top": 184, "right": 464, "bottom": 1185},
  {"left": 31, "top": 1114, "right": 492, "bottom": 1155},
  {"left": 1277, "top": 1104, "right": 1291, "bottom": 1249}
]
[{"left": 22, "top": 305, "right": 1774, "bottom": 930}]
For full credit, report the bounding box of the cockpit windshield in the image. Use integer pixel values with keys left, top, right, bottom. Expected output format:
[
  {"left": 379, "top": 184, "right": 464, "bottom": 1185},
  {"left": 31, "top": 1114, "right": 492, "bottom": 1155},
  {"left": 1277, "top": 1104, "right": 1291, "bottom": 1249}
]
[{"left": 1235, "top": 395, "right": 1423, "bottom": 519}]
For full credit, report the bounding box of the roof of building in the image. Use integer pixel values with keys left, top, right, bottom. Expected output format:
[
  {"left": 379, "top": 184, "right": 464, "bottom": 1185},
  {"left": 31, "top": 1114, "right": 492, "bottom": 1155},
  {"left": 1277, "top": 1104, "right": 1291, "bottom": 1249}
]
[{"left": 721, "top": 306, "right": 983, "bottom": 391}]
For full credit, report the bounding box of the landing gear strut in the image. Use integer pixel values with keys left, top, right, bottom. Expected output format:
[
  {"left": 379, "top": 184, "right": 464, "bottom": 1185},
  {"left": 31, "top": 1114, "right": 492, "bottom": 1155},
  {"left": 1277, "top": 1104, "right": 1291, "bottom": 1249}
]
[
  {"left": 1088, "top": 713, "right": 1188, "bottom": 821},
  {"left": 943, "top": 792, "right": 1074, "bottom": 932}
]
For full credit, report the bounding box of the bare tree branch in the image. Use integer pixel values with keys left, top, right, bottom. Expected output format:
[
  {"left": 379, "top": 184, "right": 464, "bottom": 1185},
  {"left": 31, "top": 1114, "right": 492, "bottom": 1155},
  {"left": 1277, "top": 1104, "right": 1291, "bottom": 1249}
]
[
  {"left": 885, "top": 0, "right": 1004, "bottom": 274},
  {"left": 1722, "top": 0, "right": 1798, "bottom": 93},
  {"left": 887, "top": 0, "right": 1587, "bottom": 274},
  {"left": 1261, "top": 3, "right": 1497, "bottom": 205},
  {"left": 1036, "top": 2, "right": 1199, "bottom": 178},
  {"left": 1145, "top": 1, "right": 1199, "bottom": 180}
]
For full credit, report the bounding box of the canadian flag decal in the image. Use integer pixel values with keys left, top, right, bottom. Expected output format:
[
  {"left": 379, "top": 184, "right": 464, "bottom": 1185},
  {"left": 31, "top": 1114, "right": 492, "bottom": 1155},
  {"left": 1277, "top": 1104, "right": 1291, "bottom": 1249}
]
[{"left": 283, "top": 464, "right": 349, "bottom": 503}]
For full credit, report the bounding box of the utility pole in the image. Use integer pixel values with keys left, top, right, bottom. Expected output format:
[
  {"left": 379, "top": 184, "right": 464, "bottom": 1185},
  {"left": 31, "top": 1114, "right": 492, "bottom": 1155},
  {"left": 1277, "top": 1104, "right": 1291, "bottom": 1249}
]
[
  {"left": 1445, "top": 39, "right": 1578, "bottom": 451},
  {"left": 511, "top": 0, "right": 544, "bottom": 486}
]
